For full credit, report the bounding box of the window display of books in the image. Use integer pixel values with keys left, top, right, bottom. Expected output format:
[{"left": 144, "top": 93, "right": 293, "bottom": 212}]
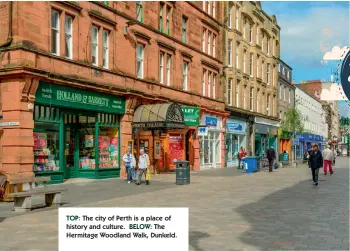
[{"left": 33, "top": 132, "right": 59, "bottom": 172}]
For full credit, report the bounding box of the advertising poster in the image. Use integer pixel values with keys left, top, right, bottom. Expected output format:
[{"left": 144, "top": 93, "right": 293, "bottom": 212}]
[
  {"left": 169, "top": 135, "right": 183, "bottom": 166},
  {"left": 98, "top": 136, "right": 110, "bottom": 150},
  {"left": 34, "top": 133, "right": 48, "bottom": 150},
  {"left": 85, "top": 135, "right": 94, "bottom": 148}
]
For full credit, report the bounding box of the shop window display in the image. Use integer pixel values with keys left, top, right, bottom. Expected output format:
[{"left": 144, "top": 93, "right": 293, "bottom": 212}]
[
  {"left": 98, "top": 127, "right": 119, "bottom": 169},
  {"left": 33, "top": 122, "right": 60, "bottom": 172}
]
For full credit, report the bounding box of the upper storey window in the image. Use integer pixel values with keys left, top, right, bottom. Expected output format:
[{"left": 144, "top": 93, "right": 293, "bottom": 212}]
[{"left": 51, "top": 9, "right": 60, "bottom": 56}]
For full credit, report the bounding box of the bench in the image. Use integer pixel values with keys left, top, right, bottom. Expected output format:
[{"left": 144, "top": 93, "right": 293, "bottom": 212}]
[{"left": 7, "top": 177, "right": 67, "bottom": 213}]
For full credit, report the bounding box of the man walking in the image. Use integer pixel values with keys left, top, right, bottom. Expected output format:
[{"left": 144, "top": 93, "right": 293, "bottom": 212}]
[
  {"left": 308, "top": 144, "right": 323, "bottom": 186},
  {"left": 136, "top": 148, "right": 150, "bottom": 185},
  {"left": 322, "top": 145, "right": 334, "bottom": 175},
  {"left": 122, "top": 150, "right": 136, "bottom": 183},
  {"left": 266, "top": 146, "right": 276, "bottom": 172}
]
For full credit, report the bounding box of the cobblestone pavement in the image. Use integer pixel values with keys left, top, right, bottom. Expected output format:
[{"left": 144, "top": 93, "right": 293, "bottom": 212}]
[{"left": 0, "top": 157, "right": 349, "bottom": 251}]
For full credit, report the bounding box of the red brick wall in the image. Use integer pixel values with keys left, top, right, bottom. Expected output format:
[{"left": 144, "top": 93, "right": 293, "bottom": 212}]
[
  {"left": 1, "top": 1, "right": 224, "bottom": 110},
  {"left": 0, "top": 2, "right": 10, "bottom": 45}
]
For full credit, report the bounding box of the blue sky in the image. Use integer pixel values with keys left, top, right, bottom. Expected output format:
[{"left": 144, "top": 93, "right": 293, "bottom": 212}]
[{"left": 262, "top": 1, "right": 350, "bottom": 117}]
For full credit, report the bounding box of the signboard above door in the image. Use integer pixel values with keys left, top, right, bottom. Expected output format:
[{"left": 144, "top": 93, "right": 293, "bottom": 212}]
[{"left": 35, "top": 82, "right": 125, "bottom": 114}]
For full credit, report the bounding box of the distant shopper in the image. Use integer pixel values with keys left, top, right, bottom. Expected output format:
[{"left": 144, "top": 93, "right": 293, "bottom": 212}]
[
  {"left": 333, "top": 148, "right": 337, "bottom": 165},
  {"left": 237, "top": 147, "right": 244, "bottom": 169},
  {"left": 308, "top": 144, "right": 323, "bottom": 186},
  {"left": 322, "top": 145, "right": 334, "bottom": 175},
  {"left": 122, "top": 150, "right": 136, "bottom": 184},
  {"left": 266, "top": 146, "right": 276, "bottom": 172},
  {"left": 136, "top": 148, "right": 150, "bottom": 185}
]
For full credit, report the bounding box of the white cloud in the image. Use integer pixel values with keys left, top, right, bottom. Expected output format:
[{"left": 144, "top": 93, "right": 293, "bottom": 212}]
[
  {"left": 323, "top": 46, "right": 349, "bottom": 60},
  {"left": 321, "top": 83, "right": 348, "bottom": 100},
  {"left": 276, "top": 6, "right": 349, "bottom": 69}
]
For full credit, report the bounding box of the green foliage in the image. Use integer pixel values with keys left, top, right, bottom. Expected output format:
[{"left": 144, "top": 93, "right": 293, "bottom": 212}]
[
  {"left": 340, "top": 117, "right": 350, "bottom": 127},
  {"left": 280, "top": 108, "right": 304, "bottom": 134}
]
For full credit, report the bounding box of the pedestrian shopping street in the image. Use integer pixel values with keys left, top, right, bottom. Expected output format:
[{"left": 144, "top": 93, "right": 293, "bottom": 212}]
[{"left": 0, "top": 157, "right": 349, "bottom": 251}]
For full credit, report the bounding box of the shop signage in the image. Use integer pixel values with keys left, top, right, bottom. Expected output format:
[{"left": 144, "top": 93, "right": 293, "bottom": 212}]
[
  {"left": 0, "top": 122, "right": 19, "bottom": 127},
  {"left": 226, "top": 119, "right": 246, "bottom": 133},
  {"left": 132, "top": 122, "right": 184, "bottom": 129},
  {"left": 205, "top": 116, "right": 217, "bottom": 127},
  {"left": 36, "top": 82, "right": 125, "bottom": 114},
  {"left": 255, "top": 123, "right": 278, "bottom": 136},
  {"left": 181, "top": 106, "right": 200, "bottom": 126},
  {"left": 198, "top": 126, "right": 208, "bottom": 136}
]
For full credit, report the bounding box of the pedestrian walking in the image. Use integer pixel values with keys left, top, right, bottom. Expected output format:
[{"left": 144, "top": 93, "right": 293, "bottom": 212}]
[
  {"left": 333, "top": 148, "right": 337, "bottom": 166},
  {"left": 266, "top": 146, "right": 276, "bottom": 172},
  {"left": 308, "top": 144, "right": 323, "bottom": 186},
  {"left": 136, "top": 148, "right": 150, "bottom": 185},
  {"left": 237, "top": 147, "right": 244, "bottom": 169},
  {"left": 322, "top": 145, "right": 334, "bottom": 175},
  {"left": 122, "top": 150, "right": 136, "bottom": 184}
]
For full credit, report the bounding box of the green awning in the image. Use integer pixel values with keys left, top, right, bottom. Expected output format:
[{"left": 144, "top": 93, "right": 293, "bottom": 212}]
[{"left": 132, "top": 103, "right": 185, "bottom": 129}]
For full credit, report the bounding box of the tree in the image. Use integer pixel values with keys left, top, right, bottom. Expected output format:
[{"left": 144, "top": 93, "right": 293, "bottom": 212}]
[
  {"left": 280, "top": 108, "right": 304, "bottom": 166},
  {"left": 280, "top": 108, "right": 304, "bottom": 134}
]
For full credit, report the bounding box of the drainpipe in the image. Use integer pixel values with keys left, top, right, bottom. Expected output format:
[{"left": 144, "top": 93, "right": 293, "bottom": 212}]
[{"left": 0, "top": 1, "right": 13, "bottom": 48}]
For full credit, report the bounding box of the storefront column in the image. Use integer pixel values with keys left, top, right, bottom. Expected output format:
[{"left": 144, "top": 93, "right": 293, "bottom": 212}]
[
  {"left": 193, "top": 137, "right": 200, "bottom": 171},
  {"left": 120, "top": 97, "right": 137, "bottom": 179},
  {"left": 0, "top": 77, "right": 38, "bottom": 180}
]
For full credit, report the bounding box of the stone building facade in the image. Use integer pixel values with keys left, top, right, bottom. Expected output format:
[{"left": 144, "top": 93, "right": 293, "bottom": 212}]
[
  {"left": 0, "top": 1, "right": 228, "bottom": 182},
  {"left": 221, "top": 1, "right": 280, "bottom": 160},
  {"left": 277, "top": 59, "right": 295, "bottom": 158},
  {"left": 298, "top": 80, "right": 340, "bottom": 141}
]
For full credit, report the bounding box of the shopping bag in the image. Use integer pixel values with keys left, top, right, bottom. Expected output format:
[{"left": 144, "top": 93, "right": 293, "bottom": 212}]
[
  {"left": 145, "top": 168, "right": 150, "bottom": 185},
  {"left": 132, "top": 168, "right": 137, "bottom": 180}
]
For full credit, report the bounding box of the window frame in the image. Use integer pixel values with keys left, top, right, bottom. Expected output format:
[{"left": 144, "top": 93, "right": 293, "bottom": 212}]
[
  {"left": 102, "top": 30, "right": 109, "bottom": 69},
  {"left": 166, "top": 6, "right": 171, "bottom": 35},
  {"left": 51, "top": 9, "right": 60, "bottom": 56},
  {"left": 236, "top": 80, "right": 240, "bottom": 108},
  {"left": 213, "top": 74, "right": 216, "bottom": 99},
  {"left": 183, "top": 61, "right": 189, "bottom": 91},
  {"left": 267, "top": 63, "right": 270, "bottom": 85},
  {"left": 136, "top": 1, "right": 144, "bottom": 22},
  {"left": 91, "top": 25, "right": 99, "bottom": 66},
  {"left": 207, "top": 31, "right": 211, "bottom": 56},
  {"left": 249, "top": 23, "right": 253, "bottom": 43},
  {"left": 136, "top": 43, "right": 144, "bottom": 78},
  {"left": 249, "top": 53, "right": 253, "bottom": 77},
  {"left": 159, "top": 51, "right": 164, "bottom": 84},
  {"left": 166, "top": 54, "right": 171, "bottom": 86},
  {"left": 236, "top": 41, "right": 239, "bottom": 69},
  {"left": 227, "top": 79, "right": 232, "bottom": 105},
  {"left": 208, "top": 71, "right": 211, "bottom": 98},
  {"left": 228, "top": 5, "right": 232, "bottom": 28},
  {"left": 250, "top": 87, "right": 254, "bottom": 111},
  {"left": 202, "top": 69, "right": 206, "bottom": 96},
  {"left": 212, "top": 34, "right": 216, "bottom": 58},
  {"left": 267, "top": 94, "right": 270, "bottom": 115},
  {"left": 243, "top": 50, "right": 246, "bottom": 73},
  {"left": 64, "top": 15, "right": 73, "bottom": 59},
  {"left": 228, "top": 39, "right": 232, "bottom": 66},
  {"left": 159, "top": 3, "right": 164, "bottom": 32},
  {"left": 182, "top": 16, "right": 188, "bottom": 43}
]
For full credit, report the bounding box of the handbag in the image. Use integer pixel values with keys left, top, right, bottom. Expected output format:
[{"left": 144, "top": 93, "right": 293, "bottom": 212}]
[
  {"left": 145, "top": 168, "right": 150, "bottom": 185},
  {"left": 132, "top": 168, "right": 137, "bottom": 180}
]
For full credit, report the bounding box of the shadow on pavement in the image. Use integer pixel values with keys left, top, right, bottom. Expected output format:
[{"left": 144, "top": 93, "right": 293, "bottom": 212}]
[
  {"left": 189, "top": 231, "right": 211, "bottom": 251},
  {"left": 191, "top": 167, "right": 246, "bottom": 177},
  {"left": 235, "top": 167, "right": 349, "bottom": 250},
  {"left": 0, "top": 178, "right": 177, "bottom": 219}
]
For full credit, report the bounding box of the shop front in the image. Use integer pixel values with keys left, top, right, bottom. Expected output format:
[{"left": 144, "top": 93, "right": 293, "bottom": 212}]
[
  {"left": 295, "top": 133, "right": 323, "bottom": 160},
  {"left": 33, "top": 81, "right": 125, "bottom": 183},
  {"left": 132, "top": 103, "right": 186, "bottom": 173},
  {"left": 225, "top": 118, "right": 247, "bottom": 168},
  {"left": 254, "top": 117, "right": 279, "bottom": 157},
  {"left": 278, "top": 129, "right": 293, "bottom": 161},
  {"left": 199, "top": 113, "right": 223, "bottom": 170}
]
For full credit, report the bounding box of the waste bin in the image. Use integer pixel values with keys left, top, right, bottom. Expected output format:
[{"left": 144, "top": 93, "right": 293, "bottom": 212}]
[
  {"left": 175, "top": 160, "right": 190, "bottom": 185},
  {"left": 242, "top": 156, "right": 260, "bottom": 174}
]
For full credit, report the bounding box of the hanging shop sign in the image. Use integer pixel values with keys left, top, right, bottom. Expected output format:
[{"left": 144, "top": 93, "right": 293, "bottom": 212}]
[
  {"left": 205, "top": 116, "right": 217, "bottom": 127},
  {"left": 181, "top": 106, "right": 200, "bottom": 126},
  {"left": 36, "top": 82, "right": 125, "bottom": 114},
  {"left": 198, "top": 126, "right": 208, "bottom": 136},
  {"left": 226, "top": 119, "right": 246, "bottom": 134}
]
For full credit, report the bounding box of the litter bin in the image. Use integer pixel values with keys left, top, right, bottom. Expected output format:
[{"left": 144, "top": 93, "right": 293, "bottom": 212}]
[
  {"left": 242, "top": 156, "right": 260, "bottom": 174},
  {"left": 175, "top": 160, "right": 190, "bottom": 185}
]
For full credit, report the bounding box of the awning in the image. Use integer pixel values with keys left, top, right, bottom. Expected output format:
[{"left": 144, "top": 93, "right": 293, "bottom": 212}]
[{"left": 132, "top": 103, "right": 185, "bottom": 129}]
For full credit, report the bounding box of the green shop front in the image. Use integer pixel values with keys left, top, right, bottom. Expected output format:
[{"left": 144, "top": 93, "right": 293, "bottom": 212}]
[
  {"left": 33, "top": 82, "right": 125, "bottom": 184},
  {"left": 254, "top": 117, "right": 279, "bottom": 157}
]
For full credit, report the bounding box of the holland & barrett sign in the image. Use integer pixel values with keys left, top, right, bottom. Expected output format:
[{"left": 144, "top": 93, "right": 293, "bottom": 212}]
[{"left": 36, "top": 82, "right": 125, "bottom": 114}]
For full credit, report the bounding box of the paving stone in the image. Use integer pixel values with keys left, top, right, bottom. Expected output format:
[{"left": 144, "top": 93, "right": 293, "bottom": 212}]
[{"left": 0, "top": 158, "right": 348, "bottom": 251}]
